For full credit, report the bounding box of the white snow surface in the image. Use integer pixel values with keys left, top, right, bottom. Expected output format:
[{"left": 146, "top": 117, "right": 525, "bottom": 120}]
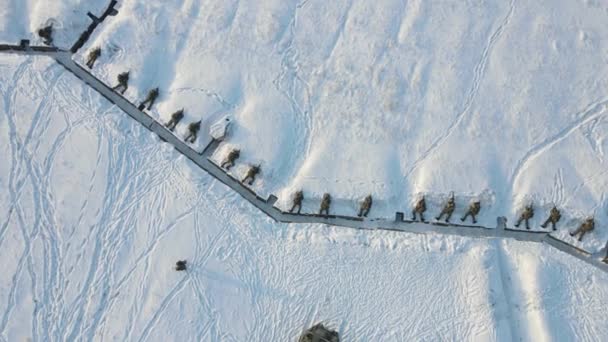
[
  {"left": 77, "top": 0, "right": 608, "bottom": 236},
  {"left": 0, "top": 1, "right": 108, "bottom": 48},
  {"left": 1, "top": 0, "right": 608, "bottom": 340}
]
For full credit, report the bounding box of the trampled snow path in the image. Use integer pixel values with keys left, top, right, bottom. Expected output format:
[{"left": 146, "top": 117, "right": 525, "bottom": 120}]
[{"left": 1, "top": 44, "right": 607, "bottom": 274}]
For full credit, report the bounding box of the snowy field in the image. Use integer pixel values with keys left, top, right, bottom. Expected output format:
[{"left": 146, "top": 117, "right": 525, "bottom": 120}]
[
  {"left": 76, "top": 0, "right": 608, "bottom": 240},
  {"left": 1, "top": 0, "right": 608, "bottom": 340},
  {"left": 0, "top": 1, "right": 108, "bottom": 48}
]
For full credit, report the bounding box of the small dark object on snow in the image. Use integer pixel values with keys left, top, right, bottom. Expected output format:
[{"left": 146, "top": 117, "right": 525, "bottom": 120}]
[
  {"left": 299, "top": 323, "right": 339, "bottom": 342},
  {"left": 515, "top": 204, "right": 534, "bottom": 230},
  {"left": 184, "top": 120, "right": 201, "bottom": 143},
  {"left": 164, "top": 109, "right": 184, "bottom": 131},
  {"left": 319, "top": 193, "right": 331, "bottom": 216},
  {"left": 461, "top": 201, "right": 481, "bottom": 224},
  {"left": 358, "top": 195, "right": 372, "bottom": 217},
  {"left": 289, "top": 190, "right": 304, "bottom": 214},
  {"left": 436, "top": 193, "right": 455, "bottom": 222},
  {"left": 570, "top": 217, "right": 594, "bottom": 242},
  {"left": 86, "top": 47, "right": 101, "bottom": 69},
  {"left": 242, "top": 165, "right": 260, "bottom": 185},
  {"left": 220, "top": 149, "right": 240, "bottom": 170},
  {"left": 175, "top": 260, "right": 187, "bottom": 271},
  {"left": 38, "top": 24, "right": 53, "bottom": 45},
  {"left": 540, "top": 206, "right": 561, "bottom": 231},
  {"left": 112, "top": 71, "right": 129, "bottom": 94},
  {"left": 138, "top": 87, "right": 159, "bottom": 110},
  {"left": 412, "top": 196, "right": 427, "bottom": 222}
]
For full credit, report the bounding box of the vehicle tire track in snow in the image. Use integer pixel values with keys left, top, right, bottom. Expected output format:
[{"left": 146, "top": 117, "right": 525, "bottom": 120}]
[
  {"left": 509, "top": 98, "right": 608, "bottom": 195},
  {"left": 493, "top": 240, "right": 520, "bottom": 341},
  {"left": 406, "top": 0, "right": 516, "bottom": 177},
  {"left": 136, "top": 276, "right": 190, "bottom": 342}
]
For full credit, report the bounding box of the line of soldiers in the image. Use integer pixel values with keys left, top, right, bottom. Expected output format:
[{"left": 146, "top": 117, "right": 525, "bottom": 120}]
[
  {"left": 412, "top": 194, "right": 481, "bottom": 224},
  {"left": 82, "top": 48, "right": 208, "bottom": 145},
  {"left": 287, "top": 191, "right": 372, "bottom": 218},
  {"left": 220, "top": 148, "right": 262, "bottom": 186}
]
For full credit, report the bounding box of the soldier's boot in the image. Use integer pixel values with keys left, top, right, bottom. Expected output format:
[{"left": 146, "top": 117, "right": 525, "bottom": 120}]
[
  {"left": 420, "top": 213, "right": 425, "bottom": 222},
  {"left": 471, "top": 214, "right": 477, "bottom": 224},
  {"left": 358, "top": 208, "right": 364, "bottom": 217},
  {"left": 86, "top": 59, "right": 94, "bottom": 68},
  {"left": 112, "top": 84, "right": 126, "bottom": 93},
  {"left": 514, "top": 217, "right": 522, "bottom": 228},
  {"left": 184, "top": 132, "right": 193, "bottom": 143},
  {"left": 165, "top": 119, "right": 177, "bottom": 131},
  {"left": 247, "top": 176, "right": 255, "bottom": 185},
  {"left": 147, "top": 97, "right": 156, "bottom": 110},
  {"left": 551, "top": 221, "right": 557, "bottom": 231},
  {"left": 435, "top": 211, "right": 444, "bottom": 221},
  {"left": 461, "top": 212, "right": 470, "bottom": 222},
  {"left": 412, "top": 210, "right": 417, "bottom": 221},
  {"left": 540, "top": 218, "right": 550, "bottom": 229},
  {"left": 289, "top": 203, "right": 300, "bottom": 214},
  {"left": 578, "top": 230, "right": 588, "bottom": 242},
  {"left": 363, "top": 208, "right": 370, "bottom": 217},
  {"left": 525, "top": 219, "right": 530, "bottom": 230},
  {"left": 445, "top": 212, "right": 452, "bottom": 223},
  {"left": 187, "top": 132, "right": 198, "bottom": 143}
]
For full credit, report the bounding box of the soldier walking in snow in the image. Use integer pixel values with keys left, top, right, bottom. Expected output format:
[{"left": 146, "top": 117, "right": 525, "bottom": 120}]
[
  {"left": 436, "top": 193, "right": 455, "bottom": 223},
  {"left": 220, "top": 149, "right": 240, "bottom": 170},
  {"left": 358, "top": 195, "right": 373, "bottom": 217},
  {"left": 540, "top": 206, "right": 561, "bottom": 231},
  {"left": 85, "top": 47, "right": 101, "bottom": 69},
  {"left": 38, "top": 24, "right": 53, "bottom": 45},
  {"left": 570, "top": 217, "right": 595, "bottom": 242},
  {"left": 184, "top": 121, "right": 201, "bottom": 143},
  {"left": 461, "top": 201, "right": 481, "bottom": 224},
  {"left": 241, "top": 165, "right": 260, "bottom": 185},
  {"left": 175, "top": 260, "right": 187, "bottom": 271},
  {"left": 319, "top": 193, "right": 331, "bottom": 216},
  {"left": 411, "top": 196, "right": 427, "bottom": 222},
  {"left": 164, "top": 109, "right": 184, "bottom": 131},
  {"left": 138, "top": 87, "right": 159, "bottom": 110},
  {"left": 112, "top": 71, "right": 129, "bottom": 94},
  {"left": 289, "top": 190, "right": 304, "bottom": 214},
  {"left": 515, "top": 204, "right": 534, "bottom": 230}
]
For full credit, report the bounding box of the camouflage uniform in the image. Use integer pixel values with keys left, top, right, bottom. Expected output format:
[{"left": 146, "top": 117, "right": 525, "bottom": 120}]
[
  {"left": 515, "top": 205, "right": 534, "bottom": 230},
  {"left": 319, "top": 193, "right": 331, "bottom": 216},
  {"left": 242, "top": 165, "right": 260, "bottom": 185},
  {"left": 289, "top": 191, "right": 304, "bottom": 214},
  {"left": 436, "top": 196, "right": 455, "bottom": 222},
  {"left": 358, "top": 195, "right": 373, "bottom": 217},
  {"left": 112, "top": 72, "right": 129, "bottom": 94},
  {"left": 139, "top": 87, "right": 159, "bottom": 110},
  {"left": 461, "top": 201, "right": 481, "bottom": 224},
  {"left": 540, "top": 207, "right": 561, "bottom": 231},
  {"left": 220, "top": 149, "right": 240, "bottom": 170},
  {"left": 184, "top": 121, "right": 201, "bottom": 143},
  {"left": 164, "top": 109, "right": 184, "bottom": 131},
  {"left": 38, "top": 25, "right": 53, "bottom": 45},
  {"left": 570, "top": 218, "right": 594, "bottom": 242},
  {"left": 411, "top": 197, "right": 427, "bottom": 222},
  {"left": 175, "top": 260, "right": 187, "bottom": 271},
  {"left": 86, "top": 47, "right": 101, "bottom": 69}
]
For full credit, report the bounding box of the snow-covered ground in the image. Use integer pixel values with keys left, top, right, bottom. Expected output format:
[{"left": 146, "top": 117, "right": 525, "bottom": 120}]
[
  {"left": 0, "top": 1, "right": 108, "bottom": 48},
  {"left": 76, "top": 0, "right": 608, "bottom": 239},
  {"left": 1, "top": 53, "right": 607, "bottom": 342},
  {"left": 2, "top": 0, "right": 608, "bottom": 340}
]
